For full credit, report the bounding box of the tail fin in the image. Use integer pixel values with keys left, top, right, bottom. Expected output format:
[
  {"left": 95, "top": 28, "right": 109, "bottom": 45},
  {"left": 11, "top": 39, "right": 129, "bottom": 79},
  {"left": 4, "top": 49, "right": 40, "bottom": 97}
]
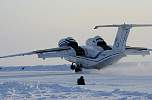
[
  {"left": 94, "top": 24, "right": 152, "bottom": 52},
  {"left": 112, "top": 25, "right": 131, "bottom": 52}
]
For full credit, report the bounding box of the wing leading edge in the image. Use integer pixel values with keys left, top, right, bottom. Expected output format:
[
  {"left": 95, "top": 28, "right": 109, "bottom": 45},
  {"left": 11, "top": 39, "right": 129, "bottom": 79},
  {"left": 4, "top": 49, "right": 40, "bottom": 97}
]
[
  {"left": 125, "top": 46, "right": 152, "bottom": 56},
  {"left": 0, "top": 47, "right": 75, "bottom": 59}
]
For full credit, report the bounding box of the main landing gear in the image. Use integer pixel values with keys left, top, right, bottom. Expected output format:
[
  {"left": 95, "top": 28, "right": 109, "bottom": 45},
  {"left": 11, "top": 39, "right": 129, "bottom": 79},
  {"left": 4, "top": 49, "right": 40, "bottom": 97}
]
[{"left": 70, "top": 63, "right": 82, "bottom": 72}]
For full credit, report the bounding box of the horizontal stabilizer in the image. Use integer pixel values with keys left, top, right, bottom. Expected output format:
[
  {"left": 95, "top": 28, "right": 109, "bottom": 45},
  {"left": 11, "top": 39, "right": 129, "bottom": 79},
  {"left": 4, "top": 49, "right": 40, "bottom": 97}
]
[{"left": 94, "top": 24, "right": 152, "bottom": 29}]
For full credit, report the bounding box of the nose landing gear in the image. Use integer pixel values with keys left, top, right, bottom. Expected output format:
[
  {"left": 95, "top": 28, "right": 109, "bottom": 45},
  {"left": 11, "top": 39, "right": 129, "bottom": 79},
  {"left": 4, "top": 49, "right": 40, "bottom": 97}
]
[
  {"left": 70, "top": 63, "right": 82, "bottom": 72},
  {"left": 70, "top": 63, "right": 76, "bottom": 70}
]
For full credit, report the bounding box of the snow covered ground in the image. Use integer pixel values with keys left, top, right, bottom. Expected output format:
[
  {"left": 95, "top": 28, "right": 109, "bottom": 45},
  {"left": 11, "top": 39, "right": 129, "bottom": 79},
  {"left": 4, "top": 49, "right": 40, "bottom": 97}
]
[{"left": 0, "top": 62, "right": 152, "bottom": 100}]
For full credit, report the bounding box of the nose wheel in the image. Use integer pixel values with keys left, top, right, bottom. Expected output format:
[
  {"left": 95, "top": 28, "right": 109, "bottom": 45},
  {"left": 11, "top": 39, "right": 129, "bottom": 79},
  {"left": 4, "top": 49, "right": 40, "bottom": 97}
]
[
  {"left": 70, "top": 63, "right": 76, "bottom": 70},
  {"left": 70, "top": 63, "right": 82, "bottom": 72},
  {"left": 75, "top": 66, "right": 82, "bottom": 72}
]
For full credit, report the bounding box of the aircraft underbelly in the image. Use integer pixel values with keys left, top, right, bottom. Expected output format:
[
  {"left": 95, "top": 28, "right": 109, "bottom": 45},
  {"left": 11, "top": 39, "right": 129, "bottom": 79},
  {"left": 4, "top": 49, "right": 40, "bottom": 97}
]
[
  {"left": 82, "top": 53, "right": 124, "bottom": 69},
  {"left": 91, "top": 54, "right": 124, "bottom": 69},
  {"left": 65, "top": 52, "right": 125, "bottom": 69}
]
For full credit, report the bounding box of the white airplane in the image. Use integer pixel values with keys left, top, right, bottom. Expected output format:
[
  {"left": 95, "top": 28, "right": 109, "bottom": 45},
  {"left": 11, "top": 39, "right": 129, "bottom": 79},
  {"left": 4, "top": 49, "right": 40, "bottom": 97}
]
[{"left": 1, "top": 24, "right": 152, "bottom": 72}]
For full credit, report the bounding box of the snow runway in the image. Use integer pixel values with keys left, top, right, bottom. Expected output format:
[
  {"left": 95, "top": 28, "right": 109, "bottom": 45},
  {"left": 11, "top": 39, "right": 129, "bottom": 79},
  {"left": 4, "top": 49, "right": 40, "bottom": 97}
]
[
  {"left": 0, "top": 63, "right": 152, "bottom": 100},
  {"left": 0, "top": 71, "right": 75, "bottom": 79}
]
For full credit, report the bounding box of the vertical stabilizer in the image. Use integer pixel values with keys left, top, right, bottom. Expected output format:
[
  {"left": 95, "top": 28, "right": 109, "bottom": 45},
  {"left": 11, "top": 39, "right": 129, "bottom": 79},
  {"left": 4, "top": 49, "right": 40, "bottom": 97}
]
[
  {"left": 112, "top": 25, "right": 131, "bottom": 52},
  {"left": 94, "top": 24, "right": 152, "bottom": 52}
]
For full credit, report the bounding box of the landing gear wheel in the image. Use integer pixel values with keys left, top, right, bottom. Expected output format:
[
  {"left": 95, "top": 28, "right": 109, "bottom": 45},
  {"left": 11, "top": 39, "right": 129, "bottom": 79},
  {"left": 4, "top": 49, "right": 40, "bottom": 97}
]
[
  {"left": 70, "top": 63, "right": 76, "bottom": 70},
  {"left": 75, "top": 67, "right": 82, "bottom": 72}
]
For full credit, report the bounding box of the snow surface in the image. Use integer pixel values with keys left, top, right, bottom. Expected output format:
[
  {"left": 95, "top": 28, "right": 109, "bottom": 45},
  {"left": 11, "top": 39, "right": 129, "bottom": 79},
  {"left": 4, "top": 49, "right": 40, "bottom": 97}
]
[{"left": 0, "top": 62, "right": 152, "bottom": 100}]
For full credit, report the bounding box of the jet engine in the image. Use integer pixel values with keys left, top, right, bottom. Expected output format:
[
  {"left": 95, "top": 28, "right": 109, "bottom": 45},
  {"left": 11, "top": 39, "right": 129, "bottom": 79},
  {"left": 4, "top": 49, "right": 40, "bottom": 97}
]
[
  {"left": 58, "top": 37, "right": 78, "bottom": 48},
  {"left": 58, "top": 37, "right": 85, "bottom": 56},
  {"left": 86, "top": 36, "right": 111, "bottom": 50}
]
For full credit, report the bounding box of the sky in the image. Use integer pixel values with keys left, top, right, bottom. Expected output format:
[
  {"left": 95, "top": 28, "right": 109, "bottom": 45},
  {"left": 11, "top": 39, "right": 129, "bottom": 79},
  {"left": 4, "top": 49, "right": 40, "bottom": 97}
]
[{"left": 0, "top": 0, "right": 152, "bottom": 66}]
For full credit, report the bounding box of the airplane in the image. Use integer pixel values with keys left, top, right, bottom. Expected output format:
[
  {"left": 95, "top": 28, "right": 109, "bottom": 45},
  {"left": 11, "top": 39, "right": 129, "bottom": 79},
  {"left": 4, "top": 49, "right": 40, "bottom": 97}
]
[{"left": 0, "top": 23, "right": 152, "bottom": 72}]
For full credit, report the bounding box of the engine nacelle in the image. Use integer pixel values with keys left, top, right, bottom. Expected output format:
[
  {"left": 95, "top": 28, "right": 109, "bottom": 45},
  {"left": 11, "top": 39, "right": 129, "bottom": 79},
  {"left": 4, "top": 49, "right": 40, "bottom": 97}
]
[
  {"left": 86, "top": 36, "right": 111, "bottom": 50},
  {"left": 58, "top": 37, "right": 78, "bottom": 48},
  {"left": 58, "top": 37, "right": 85, "bottom": 56},
  {"left": 86, "top": 36, "right": 104, "bottom": 46}
]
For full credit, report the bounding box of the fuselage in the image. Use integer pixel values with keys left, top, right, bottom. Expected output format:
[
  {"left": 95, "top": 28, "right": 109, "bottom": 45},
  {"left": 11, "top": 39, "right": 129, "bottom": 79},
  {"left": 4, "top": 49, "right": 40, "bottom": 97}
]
[{"left": 65, "top": 46, "right": 125, "bottom": 69}]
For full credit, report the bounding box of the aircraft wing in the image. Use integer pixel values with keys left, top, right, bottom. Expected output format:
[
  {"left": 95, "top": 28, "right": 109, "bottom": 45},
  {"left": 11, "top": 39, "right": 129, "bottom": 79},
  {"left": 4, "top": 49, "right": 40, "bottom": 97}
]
[
  {"left": 0, "top": 47, "right": 76, "bottom": 59},
  {"left": 125, "top": 46, "right": 152, "bottom": 56}
]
